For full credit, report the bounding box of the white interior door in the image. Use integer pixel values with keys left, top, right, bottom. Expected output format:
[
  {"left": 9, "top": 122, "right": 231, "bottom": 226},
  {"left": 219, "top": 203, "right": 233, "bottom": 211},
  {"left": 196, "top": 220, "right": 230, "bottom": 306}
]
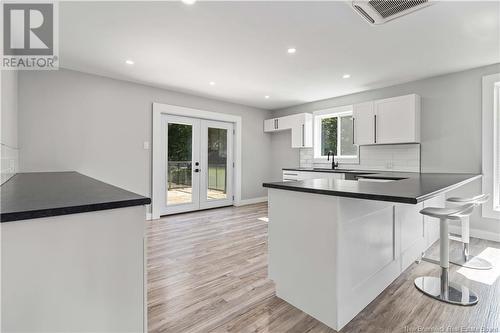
[
  {"left": 200, "top": 120, "right": 234, "bottom": 209},
  {"left": 161, "top": 115, "right": 233, "bottom": 215}
]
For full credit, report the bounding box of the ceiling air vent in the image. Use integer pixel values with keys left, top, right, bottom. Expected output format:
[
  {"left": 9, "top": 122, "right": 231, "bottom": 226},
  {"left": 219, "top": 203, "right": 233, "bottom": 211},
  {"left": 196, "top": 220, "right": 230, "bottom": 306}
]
[{"left": 352, "top": 0, "right": 433, "bottom": 25}]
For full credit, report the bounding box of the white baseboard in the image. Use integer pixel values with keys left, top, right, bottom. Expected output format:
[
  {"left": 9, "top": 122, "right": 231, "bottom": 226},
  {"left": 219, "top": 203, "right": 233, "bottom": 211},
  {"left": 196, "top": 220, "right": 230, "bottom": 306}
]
[
  {"left": 449, "top": 225, "right": 500, "bottom": 243},
  {"left": 146, "top": 213, "right": 153, "bottom": 221},
  {"left": 234, "top": 196, "right": 268, "bottom": 207}
]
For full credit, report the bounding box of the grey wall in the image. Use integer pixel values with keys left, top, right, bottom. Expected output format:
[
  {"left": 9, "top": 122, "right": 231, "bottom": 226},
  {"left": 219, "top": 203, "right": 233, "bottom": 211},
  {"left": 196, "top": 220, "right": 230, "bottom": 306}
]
[
  {"left": 18, "top": 69, "right": 272, "bottom": 201},
  {"left": 271, "top": 63, "right": 500, "bottom": 236}
]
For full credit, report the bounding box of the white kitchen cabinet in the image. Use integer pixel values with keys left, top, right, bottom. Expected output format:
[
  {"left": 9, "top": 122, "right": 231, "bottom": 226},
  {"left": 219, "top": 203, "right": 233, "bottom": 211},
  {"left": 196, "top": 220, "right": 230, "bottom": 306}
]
[
  {"left": 290, "top": 114, "right": 313, "bottom": 148},
  {"left": 353, "top": 94, "right": 420, "bottom": 145},
  {"left": 282, "top": 170, "right": 344, "bottom": 181},
  {"left": 264, "top": 118, "right": 280, "bottom": 132},
  {"left": 374, "top": 94, "right": 421, "bottom": 144},
  {"left": 264, "top": 113, "right": 313, "bottom": 148},
  {"left": 423, "top": 194, "right": 445, "bottom": 247},
  {"left": 353, "top": 101, "right": 375, "bottom": 145}
]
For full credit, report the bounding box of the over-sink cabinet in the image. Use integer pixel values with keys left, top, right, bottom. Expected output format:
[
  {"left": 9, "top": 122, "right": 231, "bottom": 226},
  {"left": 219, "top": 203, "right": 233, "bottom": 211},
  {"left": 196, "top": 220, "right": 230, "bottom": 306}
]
[{"left": 353, "top": 94, "right": 421, "bottom": 145}]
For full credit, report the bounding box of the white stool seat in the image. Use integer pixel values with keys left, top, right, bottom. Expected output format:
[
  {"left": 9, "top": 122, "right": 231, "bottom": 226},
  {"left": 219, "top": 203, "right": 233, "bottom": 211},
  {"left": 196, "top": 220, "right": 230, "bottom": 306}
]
[
  {"left": 419, "top": 203, "right": 475, "bottom": 220},
  {"left": 447, "top": 194, "right": 489, "bottom": 205},
  {"left": 414, "top": 203, "right": 478, "bottom": 306}
]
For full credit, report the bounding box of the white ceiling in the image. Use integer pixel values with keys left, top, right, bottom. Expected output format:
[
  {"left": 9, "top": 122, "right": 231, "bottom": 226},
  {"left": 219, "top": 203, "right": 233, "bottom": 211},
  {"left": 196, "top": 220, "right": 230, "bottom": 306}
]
[{"left": 60, "top": 1, "right": 500, "bottom": 110}]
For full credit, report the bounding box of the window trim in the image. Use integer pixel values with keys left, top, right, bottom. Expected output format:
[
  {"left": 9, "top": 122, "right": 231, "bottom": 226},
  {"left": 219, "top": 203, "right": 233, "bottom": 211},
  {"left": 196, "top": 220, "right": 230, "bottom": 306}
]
[
  {"left": 481, "top": 73, "right": 500, "bottom": 219},
  {"left": 313, "top": 105, "right": 359, "bottom": 164}
]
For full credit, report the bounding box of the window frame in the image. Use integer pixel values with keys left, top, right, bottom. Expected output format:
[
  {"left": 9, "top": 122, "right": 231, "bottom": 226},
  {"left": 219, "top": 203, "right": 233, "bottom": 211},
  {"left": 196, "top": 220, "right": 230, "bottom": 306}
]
[
  {"left": 481, "top": 73, "right": 500, "bottom": 219},
  {"left": 313, "top": 105, "right": 359, "bottom": 164}
]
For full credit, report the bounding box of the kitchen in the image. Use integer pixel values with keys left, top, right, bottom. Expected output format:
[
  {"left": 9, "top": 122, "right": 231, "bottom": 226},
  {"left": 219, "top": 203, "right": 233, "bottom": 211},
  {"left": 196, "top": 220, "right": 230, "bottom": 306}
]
[{"left": 1, "top": 1, "right": 499, "bottom": 332}]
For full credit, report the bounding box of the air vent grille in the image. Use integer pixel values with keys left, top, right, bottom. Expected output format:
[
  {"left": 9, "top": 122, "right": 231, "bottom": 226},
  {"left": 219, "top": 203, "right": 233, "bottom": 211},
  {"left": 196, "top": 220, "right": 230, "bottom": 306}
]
[
  {"left": 354, "top": 5, "right": 375, "bottom": 24},
  {"left": 368, "top": 0, "right": 428, "bottom": 19}
]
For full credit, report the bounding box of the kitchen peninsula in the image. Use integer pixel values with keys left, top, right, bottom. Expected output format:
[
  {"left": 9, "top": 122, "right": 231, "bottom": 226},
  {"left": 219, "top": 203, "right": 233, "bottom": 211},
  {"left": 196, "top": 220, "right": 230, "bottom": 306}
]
[
  {"left": 263, "top": 170, "right": 481, "bottom": 331},
  {"left": 1, "top": 172, "right": 150, "bottom": 333}
]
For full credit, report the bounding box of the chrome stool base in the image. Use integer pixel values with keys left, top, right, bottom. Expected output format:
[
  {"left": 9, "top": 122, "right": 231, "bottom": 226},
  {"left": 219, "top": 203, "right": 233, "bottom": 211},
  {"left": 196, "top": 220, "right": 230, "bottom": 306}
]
[{"left": 414, "top": 276, "right": 478, "bottom": 306}]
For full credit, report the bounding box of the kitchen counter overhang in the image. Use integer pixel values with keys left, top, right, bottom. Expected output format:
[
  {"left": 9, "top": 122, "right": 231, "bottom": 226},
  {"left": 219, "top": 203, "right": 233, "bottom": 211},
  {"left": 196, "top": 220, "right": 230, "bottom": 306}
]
[
  {"left": 1, "top": 172, "right": 151, "bottom": 222},
  {"left": 263, "top": 172, "right": 482, "bottom": 204}
]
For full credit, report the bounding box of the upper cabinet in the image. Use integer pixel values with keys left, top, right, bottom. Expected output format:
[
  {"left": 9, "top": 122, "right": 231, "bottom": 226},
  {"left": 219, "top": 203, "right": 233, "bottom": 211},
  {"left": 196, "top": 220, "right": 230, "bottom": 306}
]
[
  {"left": 353, "top": 94, "right": 421, "bottom": 145},
  {"left": 352, "top": 101, "right": 375, "bottom": 145},
  {"left": 264, "top": 113, "right": 313, "bottom": 148}
]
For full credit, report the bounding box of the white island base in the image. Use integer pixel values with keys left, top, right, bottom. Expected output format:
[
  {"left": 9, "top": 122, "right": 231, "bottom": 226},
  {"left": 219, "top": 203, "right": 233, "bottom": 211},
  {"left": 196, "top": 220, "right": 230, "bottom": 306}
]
[
  {"left": 1, "top": 206, "right": 146, "bottom": 333},
  {"left": 268, "top": 189, "right": 444, "bottom": 331}
]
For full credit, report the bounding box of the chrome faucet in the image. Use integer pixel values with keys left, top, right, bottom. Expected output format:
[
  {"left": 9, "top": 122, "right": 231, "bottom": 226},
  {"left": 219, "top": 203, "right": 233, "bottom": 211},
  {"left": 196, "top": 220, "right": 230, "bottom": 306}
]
[{"left": 327, "top": 150, "right": 339, "bottom": 170}]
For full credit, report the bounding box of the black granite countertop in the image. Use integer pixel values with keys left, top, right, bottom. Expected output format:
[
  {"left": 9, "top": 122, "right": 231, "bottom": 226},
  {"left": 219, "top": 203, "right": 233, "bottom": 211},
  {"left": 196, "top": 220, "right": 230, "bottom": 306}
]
[
  {"left": 264, "top": 169, "right": 481, "bottom": 204},
  {"left": 1, "top": 172, "right": 151, "bottom": 222}
]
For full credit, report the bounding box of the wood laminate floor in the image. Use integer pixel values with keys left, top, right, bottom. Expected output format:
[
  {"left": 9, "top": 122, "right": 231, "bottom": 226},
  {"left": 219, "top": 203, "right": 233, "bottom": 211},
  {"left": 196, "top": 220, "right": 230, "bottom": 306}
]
[{"left": 147, "top": 203, "right": 500, "bottom": 333}]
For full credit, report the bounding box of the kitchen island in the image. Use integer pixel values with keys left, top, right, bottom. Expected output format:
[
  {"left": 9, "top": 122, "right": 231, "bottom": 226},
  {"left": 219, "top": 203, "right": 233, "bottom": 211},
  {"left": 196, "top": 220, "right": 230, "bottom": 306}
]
[
  {"left": 1, "top": 172, "right": 151, "bottom": 333},
  {"left": 263, "top": 171, "right": 481, "bottom": 331}
]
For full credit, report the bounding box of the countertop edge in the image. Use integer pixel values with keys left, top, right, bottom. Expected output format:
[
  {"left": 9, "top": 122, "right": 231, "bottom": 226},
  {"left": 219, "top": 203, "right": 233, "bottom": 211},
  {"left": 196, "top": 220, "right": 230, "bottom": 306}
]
[
  {"left": 414, "top": 174, "right": 482, "bottom": 203},
  {"left": 263, "top": 183, "right": 417, "bottom": 204},
  {"left": 1, "top": 197, "right": 151, "bottom": 223}
]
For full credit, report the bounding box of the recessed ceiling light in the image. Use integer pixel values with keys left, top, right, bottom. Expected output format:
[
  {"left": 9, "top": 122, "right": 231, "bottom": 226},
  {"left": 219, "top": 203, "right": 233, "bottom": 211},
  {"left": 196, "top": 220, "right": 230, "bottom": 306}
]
[
  {"left": 265, "top": 95, "right": 270, "bottom": 99},
  {"left": 287, "top": 48, "right": 296, "bottom": 54},
  {"left": 182, "top": 0, "right": 196, "bottom": 4},
  {"left": 125, "top": 60, "right": 134, "bottom": 65},
  {"left": 209, "top": 81, "right": 216, "bottom": 86},
  {"left": 342, "top": 74, "right": 351, "bottom": 79}
]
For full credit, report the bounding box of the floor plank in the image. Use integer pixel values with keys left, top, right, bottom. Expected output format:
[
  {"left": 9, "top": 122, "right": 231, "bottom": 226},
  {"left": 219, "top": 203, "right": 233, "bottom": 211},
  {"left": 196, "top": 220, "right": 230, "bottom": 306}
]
[{"left": 147, "top": 203, "right": 500, "bottom": 333}]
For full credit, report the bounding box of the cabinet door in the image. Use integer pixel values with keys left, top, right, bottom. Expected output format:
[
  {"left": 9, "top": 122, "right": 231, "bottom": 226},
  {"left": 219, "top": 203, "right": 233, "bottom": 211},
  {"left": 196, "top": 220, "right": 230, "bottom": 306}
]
[
  {"left": 423, "top": 194, "right": 445, "bottom": 247},
  {"left": 264, "top": 118, "right": 277, "bottom": 132},
  {"left": 374, "top": 94, "right": 420, "bottom": 144},
  {"left": 353, "top": 101, "right": 375, "bottom": 145}
]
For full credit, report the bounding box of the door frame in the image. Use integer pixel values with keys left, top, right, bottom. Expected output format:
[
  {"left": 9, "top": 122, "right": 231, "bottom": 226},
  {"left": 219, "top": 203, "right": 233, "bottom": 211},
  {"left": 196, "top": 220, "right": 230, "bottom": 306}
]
[{"left": 152, "top": 103, "right": 242, "bottom": 219}]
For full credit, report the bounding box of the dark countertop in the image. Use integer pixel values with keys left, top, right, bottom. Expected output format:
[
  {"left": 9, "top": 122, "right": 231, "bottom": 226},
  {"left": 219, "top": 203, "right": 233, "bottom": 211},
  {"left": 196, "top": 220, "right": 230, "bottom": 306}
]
[
  {"left": 1, "top": 172, "right": 151, "bottom": 222},
  {"left": 264, "top": 169, "right": 481, "bottom": 204}
]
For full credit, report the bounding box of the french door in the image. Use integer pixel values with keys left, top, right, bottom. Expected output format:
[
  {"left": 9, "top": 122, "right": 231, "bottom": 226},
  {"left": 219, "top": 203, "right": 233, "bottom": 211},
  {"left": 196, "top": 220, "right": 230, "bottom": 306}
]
[{"left": 161, "top": 114, "right": 233, "bottom": 215}]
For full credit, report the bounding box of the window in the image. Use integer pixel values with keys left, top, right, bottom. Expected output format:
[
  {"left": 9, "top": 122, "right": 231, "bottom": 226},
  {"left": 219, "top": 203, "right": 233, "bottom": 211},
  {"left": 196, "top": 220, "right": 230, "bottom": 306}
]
[
  {"left": 313, "top": 106, "right": 358, "bottom": 163},
  {"left": 481, "top": 73, "right": 500, "bottom": 219}
]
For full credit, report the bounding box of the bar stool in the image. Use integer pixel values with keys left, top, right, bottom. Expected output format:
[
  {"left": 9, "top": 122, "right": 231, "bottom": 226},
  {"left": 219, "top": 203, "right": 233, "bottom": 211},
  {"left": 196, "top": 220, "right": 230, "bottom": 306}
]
[
  {"left": 415, "top": 203, "right": 478, "bottom": 306},
  {"left": 447, "top": 194, "right": 492, "bottom": 270}
]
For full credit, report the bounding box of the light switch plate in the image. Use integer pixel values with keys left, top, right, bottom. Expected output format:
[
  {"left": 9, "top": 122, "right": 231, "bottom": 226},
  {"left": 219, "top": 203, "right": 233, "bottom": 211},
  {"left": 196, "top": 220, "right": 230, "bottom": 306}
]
[{"left": 143, "top": 141, "right": 150, "bottom": 150}]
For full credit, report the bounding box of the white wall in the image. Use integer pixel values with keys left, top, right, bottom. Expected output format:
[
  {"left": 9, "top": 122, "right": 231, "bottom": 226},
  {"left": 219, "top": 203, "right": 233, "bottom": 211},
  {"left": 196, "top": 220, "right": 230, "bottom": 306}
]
[
  {"left": 18, "top": 69, "right": 272, "bottom": 202},
  {"left": 271, "top": 63, "right": 500, "bottom": 240},
  {"left": 1, "top": 70, "right": 19, "bottom": 184}
]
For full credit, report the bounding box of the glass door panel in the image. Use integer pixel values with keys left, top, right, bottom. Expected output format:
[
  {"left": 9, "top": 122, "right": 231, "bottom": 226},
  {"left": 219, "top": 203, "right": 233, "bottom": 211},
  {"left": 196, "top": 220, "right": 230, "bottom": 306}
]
[
  {"left": 162, "top": 115, "right": 200, "bottom": 215},
  {"left": 167, "top": 123, "right": 193, "bottom": 206},
  {"left": 200, "top": 120, "right": 233, "bottom": 209},
  {"left": 207, "top": 127, "right": 228, "bottom": 200}
]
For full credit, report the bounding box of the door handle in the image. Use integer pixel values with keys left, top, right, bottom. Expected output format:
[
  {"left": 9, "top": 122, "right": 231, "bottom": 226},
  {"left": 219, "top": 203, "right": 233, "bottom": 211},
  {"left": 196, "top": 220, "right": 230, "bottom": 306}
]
[
  {"left": 374, "top": 115, "right": 377, "bottom": 143},
  {"left": 352, "top": 117, "right": 355, "bottom": 144},
  {"left": 302, "top": 124, "right": 305, "bottom": 146},
  {"left": 194, "top": 168, "right": 200, "bottom": 173}
]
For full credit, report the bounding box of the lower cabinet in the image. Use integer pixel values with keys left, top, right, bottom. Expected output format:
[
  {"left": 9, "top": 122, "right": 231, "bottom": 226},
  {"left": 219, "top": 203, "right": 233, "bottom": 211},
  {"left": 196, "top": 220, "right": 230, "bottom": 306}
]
[{"left": 282, "top": 170, "right": 344, "bottom": 182}]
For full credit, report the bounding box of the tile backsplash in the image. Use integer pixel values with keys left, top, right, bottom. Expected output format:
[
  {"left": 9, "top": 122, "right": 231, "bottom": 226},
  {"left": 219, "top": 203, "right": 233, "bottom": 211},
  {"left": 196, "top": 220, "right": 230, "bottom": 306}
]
[
  {"left": 300, "top": 144, "right": 420, "bottom": 172},
  {"left": 1, "top": 144, "right": 19, "bottom": 185}
]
